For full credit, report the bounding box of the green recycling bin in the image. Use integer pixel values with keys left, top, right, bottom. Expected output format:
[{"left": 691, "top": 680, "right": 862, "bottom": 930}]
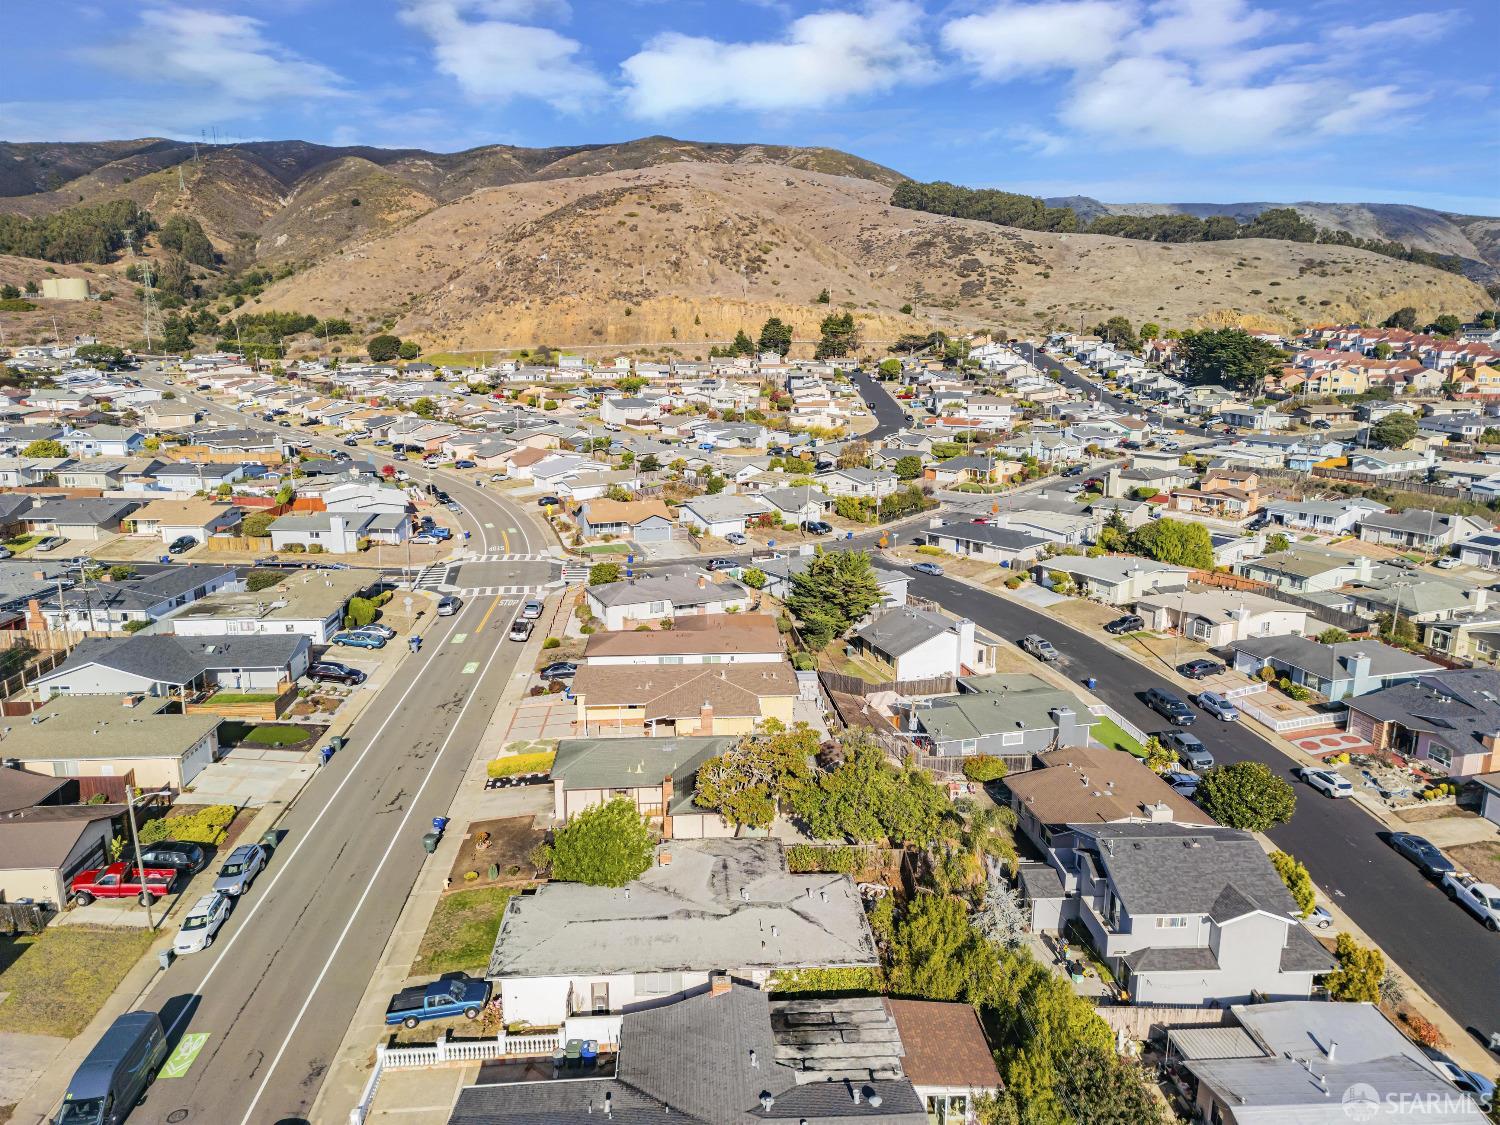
[
  {"left": 421, "top": 832, "right": 440, "bottom": 854},
  {"left": 329, "top": 735, "right": 348, "bottom": 753}
]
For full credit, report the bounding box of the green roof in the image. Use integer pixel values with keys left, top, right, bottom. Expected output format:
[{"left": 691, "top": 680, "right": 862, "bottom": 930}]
[
  {"left": 550, "top": 736, "right": 735, "bottom": 792},
  {"left": 0, "top": 696, "right": 219, "bottom": 760},
  {"left": 919, "top": 674, "right": 1095, "bottom": 743}
]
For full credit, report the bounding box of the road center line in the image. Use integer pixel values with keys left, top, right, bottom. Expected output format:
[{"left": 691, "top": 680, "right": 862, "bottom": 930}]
[{"left": 476, "top": 595, "right": 502, "bottom": 633}]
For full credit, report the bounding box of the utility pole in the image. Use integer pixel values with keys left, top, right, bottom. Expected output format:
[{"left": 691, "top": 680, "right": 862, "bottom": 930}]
[{"left": 124, "top": 785, "right": 155, "bottom": 930}]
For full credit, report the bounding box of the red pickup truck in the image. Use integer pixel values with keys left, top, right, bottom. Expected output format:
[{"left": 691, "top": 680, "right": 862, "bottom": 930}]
[{"left": 70, "top": 862, "right": 177, "bottom": 906}]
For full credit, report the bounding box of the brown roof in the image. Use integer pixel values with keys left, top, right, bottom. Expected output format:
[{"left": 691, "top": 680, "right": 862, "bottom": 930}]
[
  {"left": 0, "top": 766, "right": 70, "bottom": 815},
  {"left": 571, "top": 662, "right": 799, "bottom": 719},
  {"left": 1004, "top": 746, "right": 1212, "bottom": 826},
  {"left": 887, "top": 999, "right": 1003, "bottom": 1091},
  {"left": 129, "top": 498, "right": 240, "bottom": 525},
  {"left": 585, "top": 613, "right": 783, "bottom": 659},
  {"left": 581, "top": 498, "right": 675, "bottom": 525},
  {"left": 0, "top": 809, "right": 117, "bottom": 870},
  {"left": 509, "top": 447, "right": 549, "bottom": 467}
]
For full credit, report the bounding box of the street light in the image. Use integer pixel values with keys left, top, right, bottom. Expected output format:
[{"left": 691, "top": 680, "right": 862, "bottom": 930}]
[{"left": 123, "top": 784, "right": 165, "bottom": 930}]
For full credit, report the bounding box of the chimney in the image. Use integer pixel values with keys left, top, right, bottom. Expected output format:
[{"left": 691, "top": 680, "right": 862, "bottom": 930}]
[
  {"left": 698, "top": 701, "right": 713, "bottom": 736},
  {"left": 1143, "top": 801, "right": 1174, "bottom": 823},
  {"left": 24, "top": 598, "right": 45, "bottom": 632},
  {"left": 1344, "top": 651, "right": 1371, "bottom": 682},
  {"left": 709, "top": 971, "right": 732, "bottom": 997}
]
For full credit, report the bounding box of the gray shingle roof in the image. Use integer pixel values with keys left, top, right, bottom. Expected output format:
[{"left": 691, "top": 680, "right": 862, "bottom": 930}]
[
  {"left": 918, "top": 674, "right": 1093, "bottom": 743},
  {"left": 854, "top": 606, "right": 955, "bottom": 659},
  {"left": 39, "top": 633, "right": 307, "bottom": 688},
  {"left": 1230, "top": 635, "right": 1440, "bottom": 681},
  {"left": 927, "top": 522, "right": 1050, "bottom": 552},
  {"left": 1348, "top": 668, "right": 1500, "bottom": 761}
]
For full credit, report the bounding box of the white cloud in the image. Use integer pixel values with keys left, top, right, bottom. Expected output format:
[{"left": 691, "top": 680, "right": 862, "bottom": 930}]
[
  {"left": 80, "top": 6, "right": 346, "bottom": 103},
  {"left": 940, "top": 1, "right": 1138, "bottom": 80},
  {"left": 621, "top": 1, "right": 934, "bottom": 117},
  {"left": 1126, "top": 0, "right": 1277, "bottom": 59},
  {"left": 1329, "top": 11, "right": 1461, "bottom": 48},
  {"left": 1007, "top": 124, "right": 1070, "bottom": 156},
  {"left": 399, "top": 0, "right": 607, "bottom": 111}
]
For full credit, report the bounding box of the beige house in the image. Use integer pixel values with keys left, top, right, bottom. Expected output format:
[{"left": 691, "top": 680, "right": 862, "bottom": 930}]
[
  {"left": 1135, "top": 585, "right": 1311, "bottom": 647},
  {"left": 0, "top": 696, "right": 220, "bottom": 790},
  {"left": 127, "top": 498, "right": 242, "bottom": 544},
  {"left": 569, "top": 662, "right": 799, "bottom": 736},
  {"left": 0, "top": 809, "right": 118, "bottom": 908}
]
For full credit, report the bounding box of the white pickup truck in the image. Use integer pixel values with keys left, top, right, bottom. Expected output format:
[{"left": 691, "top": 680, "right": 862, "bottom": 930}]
[{"left": 1441, "top": 871, "right": 1500, "bottom": 931}]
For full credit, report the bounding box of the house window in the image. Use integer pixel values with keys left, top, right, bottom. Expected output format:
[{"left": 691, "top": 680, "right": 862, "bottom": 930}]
[
  {"left": 1428, "top": 744, "right": 1452, "bottom": 768},
  {"left": 635, "top": 972, "right": 680, "bottom": 995},
  {"left": 1156, "top": 915, "right": 1189, "bottom": 929},
  {"left": 960, "top": 739, "right": 978, "bottom": 755},
  {"left": 660, "top": 656, "right": 684, "bottom": 665}
]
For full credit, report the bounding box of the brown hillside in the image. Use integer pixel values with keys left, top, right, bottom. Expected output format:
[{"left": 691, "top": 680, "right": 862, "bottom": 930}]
[
  {"left": 253, "top": 163, "right": 1490, "bottom": 354},
  {"left": 0, "top": 257, "right": 146, "bottom": 348}
]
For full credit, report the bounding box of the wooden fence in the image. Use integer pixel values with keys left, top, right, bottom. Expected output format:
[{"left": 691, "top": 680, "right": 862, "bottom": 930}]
[
  {"left": 76, "top": 772, "right": 135, "bottom": 804},
  {"left": 205, "top": 534, "right": 271, "bottom": 553},
  {"left": 817, "top": 670, "right": 956, "bottom": 699},
  {"left": 1093, "top": 1003, "right": 1234, "bottom": 1042}
]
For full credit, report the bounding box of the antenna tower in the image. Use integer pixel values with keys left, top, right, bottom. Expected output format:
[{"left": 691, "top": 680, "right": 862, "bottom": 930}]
[{"left": 124, "top": 231, "right": 160, "bottom": 353}]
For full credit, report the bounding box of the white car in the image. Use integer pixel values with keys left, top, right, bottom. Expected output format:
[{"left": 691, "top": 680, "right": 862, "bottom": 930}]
[
  {"left": 173, "top": 891, "right": 231, "bottom": 954},
  {"left": 1434, "top": 556, "right": 1460, "bottom": 570},
  {"left": 1297, "top": 766, "right": 1354, "bottom": 798}
]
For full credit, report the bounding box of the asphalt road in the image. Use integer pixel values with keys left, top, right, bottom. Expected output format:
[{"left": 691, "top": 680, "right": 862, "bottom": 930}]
[
  {"left": 111, "top": 373, "right": 551, "bottom": 1124},
  {"left": 903, "top": 568, "right": 1500, "bottom": 1053},
  {"left": 849, "top": 369, "right": 908, "bottom": 439}
]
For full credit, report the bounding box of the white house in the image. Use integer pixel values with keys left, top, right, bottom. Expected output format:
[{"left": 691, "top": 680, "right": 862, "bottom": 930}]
[
  {"left": 677, "top": 494, "right": 771, "bottom": 538},
  {"left": 267, "top": 512, "right": 372, "bottom": 554},
  {"left": 816, "top": 467, "right": 900, "bottom": 498},
  {"left": 852, "top": 606, "right": 1001, "bottom": 680}
]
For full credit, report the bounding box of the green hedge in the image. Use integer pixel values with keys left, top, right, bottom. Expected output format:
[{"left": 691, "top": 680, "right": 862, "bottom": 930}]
[
  {"left": 962, "top": 755, "right": 1007, "bottom": 782},
  {"left": 138, "top": 804, "right": 237, "bottom": 846},
  {"left": 769, "top": 966, "right": 884, "bottom": 994},
  {"left": 487, "top": 751, "right": 556, "bottom": 778},
  {"left": 786, "top": 844, "right": 860, "bottom": 874}
]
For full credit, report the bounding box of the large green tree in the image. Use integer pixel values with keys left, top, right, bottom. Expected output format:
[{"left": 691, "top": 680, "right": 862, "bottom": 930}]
[
  {"left": 1091, "top": 316, "right": 1138, "bottom": 351},
  {"left": 21, "top": 438, "right": 67, "bottom": 458},
  {"left": 1179, "top": 328, "right": 1284, "bottom": 391},
  {"left": 1369, "top": 412, "right": 1418, "bottom": 449},
  {"left": 757, "top": 317, "right": 793, "bottom": 356},
  {"left": 367, "top": 334, "right": 402, "bottom": 362},
  {"left": 814, "top": 312, "right": 858, "bottom": 359},
  {"left": 1196, "top": 761, "right": 1297, "bottom": 831},
  {"left": 894, "top": 455, "right": 924, "bottom": 481},
  {"left": 75, "top": 344, "right": 124, "bottom": 368},
  {"left": 1127, "top": 518, "right": 1215, "bottom": 569},
  {"left": 1325, "top": 933, "right": 1385, "bottom": 1002},
  {"left": 790, "top": 736, "right": 948, "bottom": 846},
  {"left": 550, "top": 797, "right": 654, "bottom": 886},
  {"left": 693, "top": 720, "right": 815, "bottom": 831},
  {"left": 785, "top": 550, "right": 884, "bottom": 649}
]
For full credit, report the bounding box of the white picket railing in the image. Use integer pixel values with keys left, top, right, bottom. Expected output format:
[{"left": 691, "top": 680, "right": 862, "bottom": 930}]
[
  {"left": 1087, "top": 703, "right": 1148, "bottom": 749},
  {"left": 350, "top": 1033, "right": 565, "bottom": 1123},
  {"left": 1235, "top": 697, "right": 1344, "bottom": 734}
]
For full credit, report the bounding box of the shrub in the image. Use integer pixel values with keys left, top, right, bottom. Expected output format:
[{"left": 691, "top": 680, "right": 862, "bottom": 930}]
[
  {"left": 138, "top": 804, "right": 236, "bottom": 846},
  {"left": 307, "top": 543, "right": 325, "bottom": 554},
  {"left": 1402, "top": 1012, "right": 1442, "bottom": 1048},
  {"left": 1004, "top": 576, "right": 1023, "bottom": 589},
  {"left": 962, "top": 755, "right": 1008, "bottom": 782},
  {"left": 543, "top": 637, "right": 561, "bottom": 649},
  {"left": 285, "top": 542, "right": 306, "bottom": 553},
  {"left": 486, "top": 751, "right": 557, "bottom": 778},
  {"left": 786, "top": 845, "right": 860, "bottom": 873}
]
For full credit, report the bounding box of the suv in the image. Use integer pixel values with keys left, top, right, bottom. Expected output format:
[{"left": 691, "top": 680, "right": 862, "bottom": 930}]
[
  {"left": 1162, "top": 730, "right": 1214, "bottom": 770},
  {"left": 800, "top": 520, "right": 833, "bottom": 535},
  {"left": 1104, "top": 614, "right": 1144, "bottom": 635},
  {"left": 1297, "top": 765, "right": 1353, "bottom": 798},
  {"left": 213, "top": 844, "right": 268, "bottom": 896},
  {"left": 137, "top": 841, "right": 206, "bottom": 878},
  {"left": 1194, "top": 691, "right": 1239, "bottom": 721},
  {"left": 1144, "top": 687, "right": 1195, "bottom": 725},
  {"left": 1177, "top": 658, "right": 1225, "bottom": 680},
  {"left": 1019, "top": 634, "right": 1059, "bottom": 661},
  {"left": 310, "top": 661, "right": 366, "bottom": 685},
  {"left": 173, "top": 891, "right": 232, "bottom": 955},
  {"left": 437, "top": 595, "right": 462, "bottom": 617}
]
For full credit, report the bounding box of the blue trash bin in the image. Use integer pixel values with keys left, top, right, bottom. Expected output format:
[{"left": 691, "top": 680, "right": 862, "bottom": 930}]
[{"left": 432, "top": 816, "right": 450, "bottom": 834}]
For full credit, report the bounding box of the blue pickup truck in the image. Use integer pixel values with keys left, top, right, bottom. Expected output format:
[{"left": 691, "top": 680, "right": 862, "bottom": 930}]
[{"left": 385, "top": 975, "right": 492, "bottom": 1028}]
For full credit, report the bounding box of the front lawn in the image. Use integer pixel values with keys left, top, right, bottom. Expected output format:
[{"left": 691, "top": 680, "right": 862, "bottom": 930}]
[
  {"left": 411, "top": 886, "right": 515, "bottom": 977},
  {"left": 579, "top": 543, "right": 631, "bottom": 554},
  {"left": 242, "top": 724, "right": 310, "bottom": 747},
  {"left": 3, "top": 534, "right": 44, "bottom": 554},
  {"left": 1091, "top": 717, "right": 1145, "bottom": 758},
  {"left": 0, "top": 926, "right": 156, "bottom": 1038}
]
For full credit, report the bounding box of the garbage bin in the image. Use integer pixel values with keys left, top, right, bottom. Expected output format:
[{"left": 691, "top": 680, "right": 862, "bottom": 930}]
[
  {"left": 421, "top": 832, "right": 440, "bottom": 854},
  {"left": 260, "top": 830, "right": 279, "bottom": 851},
  {"left": 329, "top": 735, "right": 347, "bottom": 753},
  {"left": 158, "top": 949, "right": 175, "bottom": 971},
  {"left": 432, "top": 816, "right": 450, "bottom": 835}
]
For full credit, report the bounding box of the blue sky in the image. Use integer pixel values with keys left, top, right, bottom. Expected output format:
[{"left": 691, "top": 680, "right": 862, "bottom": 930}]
[{"left": 5, "top": 1, "right": 1497, "bottom": 214}]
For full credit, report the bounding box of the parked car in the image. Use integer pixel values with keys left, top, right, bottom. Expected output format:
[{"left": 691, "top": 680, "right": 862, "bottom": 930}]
[
  {"left": 724, "top": 531, "right": 748, "bottom": 545},
  {"left": 1177, "top": 658, "right": 1225, "bottom": 680},
  {"left": 437, "top": 595, "right": 463, "bottom": 617},
  {"left": 1194, "top": 691, "right": 1239, "bottom": 721},
  {"left": 409, "top": 532, "right": 444, "bottom": 545},
  {"left": 351, "top": 623, "right": 397, "bottom": 640},
  {"left": 173, "top": 891, "right": 232, "bottom": 955},
  {"left": 385, "top": 974, "right": 492, "bottom": 1029},
  {"left": 35, "top": 535, "right": 64, "bottom": 552},
  {"left": 1423, "top": 1047, "right": 1499, "bottom": 1098},
  {"left": 1162, "top": 766, "right": 1200, "bottom": 797},
  {"left": 1061, "top": 465, "right": 1085, "bottom": 477},
  {"left": 1297, "top": 904, "right": 1334, "bottom": 929},
  {"left": 1297, "top": 765, "right": 1354, "bottom": 798},
  {"left": 1144, "top": 686, "right": 1195, "bottom": 725},
  {"left": 56, "top": 1011, "right": 167, "bottom": 1125},
  {"left": 1387, "top": 832, "right": 1455, "bottom": 878},
  {"left": 520, "top": 599, "right": 544, "bottom": 621},
  {"left": 70, "top": 862, "right": 177, "bottom": 907},
  {"left": 214, "top": 844, "right": 268, "bottom": 896},
  {"left": 167, "top": 535, "right": 197, "bottom": 554},
  {"left": 537, "top": 495, "right": 562, "bottom": 508},
  {"left": 454, "top": 459, "right": 477, "bottom": 469},
  {"left": 309, "top": 661, "right": 366, "bottom": 686},
  {"left": 539, "top": 661, "right": 577, "bottom": 681},
  {"left": 801, "top": 520, "right": 833, "bottom": 535},
  {"left": 509, "top": 617, "right": 534, "bottom": 642},
  {"left": 445, "top": 501, "right": 463, "bottom": 513},
  {"left": 1019, "top": 634, "right": 1059, "bottom": 661},
  {"left": 332, "top": 630, "right": 385, "bottom": 649},
  {"left": 0, "top": 547, "right": 11, "bottom": 560},
  {"left": 343, "top": 437, "right": 359, "bottom": 447},
  {"left": 1104, "top": 614, "right": 1144, "bottom": 635},
  {"left": 136, "top": 841, "right": 207, "bottom": 878},
  {"left": 1440, "top": 870, "right": 1500, "bottom": 931},
  {"left": 912, "top": 561, "right": 945, "bottom": 576},
  {"left": 1162, "top": 730, "right": 1214, "bottom": 770},
  {"left": 705, "top": 558, "right": 736, "bottom": 572},
  {"left": 1435, "top": 556, "right": 1461, "bottom": 570}
]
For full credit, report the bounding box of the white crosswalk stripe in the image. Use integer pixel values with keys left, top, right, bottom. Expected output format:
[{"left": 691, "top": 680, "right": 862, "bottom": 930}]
[{"left": 467, "top": 552, "right": 555, "bottom": 563}]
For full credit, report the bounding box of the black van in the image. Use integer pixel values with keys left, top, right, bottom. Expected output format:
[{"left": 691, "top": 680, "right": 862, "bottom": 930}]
[{"left": 55, "top": 1010, "right": 167, "bottom": 1125}]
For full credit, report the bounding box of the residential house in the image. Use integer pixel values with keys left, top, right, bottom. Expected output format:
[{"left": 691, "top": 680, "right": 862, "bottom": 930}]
[
  {"left": 0, "top": 780, "right": 122, "bottom": 910},
  {"left": 1476, "top": 771, "right": 1500, "bottom": 828},
  {"left": 1346, "top": 669, "right": 1500, "bottom": 778},
  {"left": 1034, "top": 556, "right": 1190, "bottom": 606},
  {"left": 922, "top": 522, "right": 1050, "bottom": 568},
  {"left": 486, "top": 840, "right": 878, "bottom": 1027},
  {"left": 548, "top": 735, "right": 738, "bottom": 839},
  {"left": 924, "top": 455, "right": 1015, "bottom": 488},
  {"left": 1180, "top": 1001, "right": 1488, "bottom": 1125},
  {"left": 169, "top": 569, "right": 368, "bottom": 641},
  {"left": 0, "top": 695, "right": 220, "bottom": 791},
  {"left": 585, "top": 569, "right": 753, "bottom": 631},
  {"left": 575, "top": 498, "right": 676, "bottom": 544},
  {"left": 60, "top": 425, "right": 144, "bottom": 458},
  {"left": 1264, "top": 497, "right": 1387, "bottom": 535},
  {"left": 1135, "top": 586, "right": 1310, "bottom": 646},
  {"left": 755, "top": 486, "right": 830, "bottom": 525},
  {"left": 570, "top": 661, "right": 799, "bottom": 736},
  {"left": 887, "top": 1000, "right": 1005, "bottom": 1125},
  {"left": 677, "top": 495, "right": 771, "bottom": 539},
  {"left": 752, "top": 552, "right": 909, "bottom": 608},
  {"left": 1229, "top": 636, "right": 1440, "bottom": 702},
  {"left": 1417, "top": 411, "right": 1490, "bottom": 441},
  {"left": 1238, "top": 546, "right": 1373, "bottom": 593},
  {"left": 446, "top": 980, "right": 928, "bottom": 1124},
  {"left": 36, "top": 563, "right": 240, "bottom": 632},
  {"left": 127, "top": 499, "right": 242, "bottom": 545},
  {"left": 22, "top": 498, "right": 141, "bottom": 541},
  {"left": 142, "top": 402, "right": 199, "bottom": 430},
  {"left": 817, "top": 467, "right": 899, "bottom": 499},
  {"left": 1456, "top": 531, "right": 1500, "bottom": 569},
  {"left": 34, "top": 633, "right": 309, "bottom": 700},
  {"left": 267, "top": 511, "right": 372, "bottom": 554},
  {"left": 1344, "top": 448, "right": 1434, "bottom": 477},
  {"left": 599, "top": 396, "right": 661, "bottom": 426},
  {"left": 0, "top": 457, "right": 71, "bottom": 488},
  {"left": 910, "top": 674, "right": 1096, "bottom": 767},
  {"left": 150, "top": 461, "right": 248, "bottom": 493},
  {"left": 1218, "top": 403, "right": 1290, "bottom": 430},
  {"left": 1357, "top": 510, "right": 1489, "bottom": 551},
  {"left": 1029, "top": 822, "right": 1332, "bottom": 1006},
  {"left": 583, "top": 614, "right": 784, "bottom": 666},
  {"left": 852, "top": 606, "right": 1002, "bottom": 682}
]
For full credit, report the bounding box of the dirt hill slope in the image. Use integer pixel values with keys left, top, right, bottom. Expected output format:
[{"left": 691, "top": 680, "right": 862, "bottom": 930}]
[
  {"left": 0, "top": 256, "right": 146, "bottom": 348},
  {"left": 253, "top": 162, "right": 1490, "bottom": 353}
]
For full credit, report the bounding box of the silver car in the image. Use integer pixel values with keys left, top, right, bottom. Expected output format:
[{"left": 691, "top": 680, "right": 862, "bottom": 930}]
[
  {"left": 174, "top": 891, "right": 231, "bottom": 955},
  {"left": 1194, "top": 691, "right": 1240, "bottom": 721},
  {"left": 214, "top": 844, "right": 267, "bottom": 896}
]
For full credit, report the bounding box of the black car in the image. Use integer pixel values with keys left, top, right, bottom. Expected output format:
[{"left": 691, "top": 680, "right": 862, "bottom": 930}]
[
  {"left": 539, "top": 661, "right": 577, "bottom": 681},
  {"left": 167, "top": 535, "right": 198, "bottom": 554},
  {"left": 537, "top": 495, "right": 562, "bottom": 508},
  {"left": 343, "top": 437, "right": 359, "bottom": 447},
  {"left": 137, "top": 841, "right": 207, "bottom": 877},
  {"left": 1388, "top": 832, "right": 1455, "bottom": 878},
  {"left": 1061, "top": 465, "right": 1085, "bottom": 477},
  {"left": 310, "top": 661, "right": 366, "bottom": 686},
  {"left": 1144, "top": 686, "right": 1195, "bottom": 725},
  {"left": 1104, "top": 614, "right": 1144, "bottom": 635},
  {"left": 705, "top": 558, "right": 736, "bottom": 572},
  {"left": 801, "top": 520, "right": 834, "bottom": 535},
  {"left": 1178, "top": 659, "right": 1225, "bottom": 680}
]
